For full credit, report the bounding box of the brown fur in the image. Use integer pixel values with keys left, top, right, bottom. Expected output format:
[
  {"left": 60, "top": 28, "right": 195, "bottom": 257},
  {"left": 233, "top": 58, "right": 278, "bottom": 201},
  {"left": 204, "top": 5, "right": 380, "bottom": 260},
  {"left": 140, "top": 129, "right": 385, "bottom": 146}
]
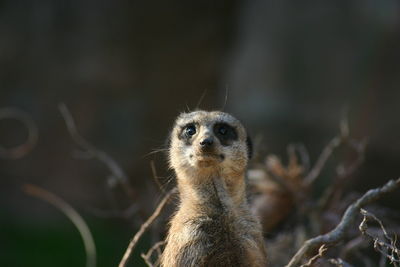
[{"left": 161, "top": 111, "right": 267, "bottom": 267}]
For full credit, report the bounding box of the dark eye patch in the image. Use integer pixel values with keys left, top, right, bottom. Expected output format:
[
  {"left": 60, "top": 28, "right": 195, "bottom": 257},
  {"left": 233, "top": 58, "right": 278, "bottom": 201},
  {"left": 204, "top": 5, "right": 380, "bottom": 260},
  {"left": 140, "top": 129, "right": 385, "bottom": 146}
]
[{"left": 213, "top": 123, "right": 237, "bottom": 146}]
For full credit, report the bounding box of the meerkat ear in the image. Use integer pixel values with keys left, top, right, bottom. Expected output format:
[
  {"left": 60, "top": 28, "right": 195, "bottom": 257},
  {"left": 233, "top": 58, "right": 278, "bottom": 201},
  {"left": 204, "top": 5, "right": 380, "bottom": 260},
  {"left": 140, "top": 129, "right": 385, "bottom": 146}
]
[{"left": 246, "top": 136, "right": 253, "bottom": 159}]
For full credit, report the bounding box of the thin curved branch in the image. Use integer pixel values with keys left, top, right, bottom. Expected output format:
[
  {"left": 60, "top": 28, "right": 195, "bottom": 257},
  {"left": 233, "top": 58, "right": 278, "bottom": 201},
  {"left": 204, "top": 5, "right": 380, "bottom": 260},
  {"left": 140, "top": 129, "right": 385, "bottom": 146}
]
[
  {"left": 359, "top": 209, "right": 400, "bottom": 266},
  {"left": 0, "top": 107, "right": 38, "bottom": 159},
  {"left": 119, "top": 187, "right": 177, "bottom": 267},
  {"left": 23, "top": 184, "right": 96, "bottom": 267},
  {"left": 58, "top": 103, "right": 135, "bottom": 199},
  {"left": 303, "top": 114, "right": 349, "bottom": 187},
  {"left": 141, "top": 240, "right": 165, "bottom": 267},
  {"left": 304, "top": 135, "right": 342, "bottom": 187},
  {"left": 150, "top": 160, "right": 166, "bottom": 194},
  {"left": 328, "top": 258, "right": 354, "bottom": 267},
  {"left": 299, "top": 244, "right": 327, "bottom": 267},
  {"left": 285, "top": 177, "right": 400, "bottom": 267}
]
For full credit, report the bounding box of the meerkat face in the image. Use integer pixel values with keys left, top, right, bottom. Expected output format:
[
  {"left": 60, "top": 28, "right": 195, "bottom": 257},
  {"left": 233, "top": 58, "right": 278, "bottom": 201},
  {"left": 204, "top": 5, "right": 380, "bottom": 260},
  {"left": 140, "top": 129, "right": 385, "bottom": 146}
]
[{"left": 169, "top": 110, "right": 252, "bottom": 175}]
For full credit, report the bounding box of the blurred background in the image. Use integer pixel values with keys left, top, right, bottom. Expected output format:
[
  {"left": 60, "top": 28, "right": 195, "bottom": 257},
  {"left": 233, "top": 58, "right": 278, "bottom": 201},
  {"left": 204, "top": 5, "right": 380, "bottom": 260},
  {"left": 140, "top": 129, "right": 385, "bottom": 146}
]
[{"left": 1, "top": 1, "right": 400, "bottom": 266}]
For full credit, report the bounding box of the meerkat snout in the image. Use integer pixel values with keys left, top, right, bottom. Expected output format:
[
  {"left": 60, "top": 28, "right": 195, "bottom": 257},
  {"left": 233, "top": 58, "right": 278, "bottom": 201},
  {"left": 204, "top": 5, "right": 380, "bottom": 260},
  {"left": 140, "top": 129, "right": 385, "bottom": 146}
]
[{"left": 199, "top": 137, "right": 214, "bottom": 148}]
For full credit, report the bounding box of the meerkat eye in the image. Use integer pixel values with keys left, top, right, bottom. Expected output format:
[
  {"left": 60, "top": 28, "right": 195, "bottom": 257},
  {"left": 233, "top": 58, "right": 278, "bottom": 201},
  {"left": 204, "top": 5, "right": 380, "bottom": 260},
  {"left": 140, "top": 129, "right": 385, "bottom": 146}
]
[
  {"left": 218, "top": 125, "right": 227, "bottom": 135},
  {"left": 185, "top": 125, "right": 196, "bottom": 136}
]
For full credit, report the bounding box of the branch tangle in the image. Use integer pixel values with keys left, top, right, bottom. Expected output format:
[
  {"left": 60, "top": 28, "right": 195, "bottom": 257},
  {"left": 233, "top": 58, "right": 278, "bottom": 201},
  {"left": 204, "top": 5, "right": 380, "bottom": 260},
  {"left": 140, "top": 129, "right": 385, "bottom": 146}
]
[{"left": 285, "top": 177, "right": 400, "bottom": 267}]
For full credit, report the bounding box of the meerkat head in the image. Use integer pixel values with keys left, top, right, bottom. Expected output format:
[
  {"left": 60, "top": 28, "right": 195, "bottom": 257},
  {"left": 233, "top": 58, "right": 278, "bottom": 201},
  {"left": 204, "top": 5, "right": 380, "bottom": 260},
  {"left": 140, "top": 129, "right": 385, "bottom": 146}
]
[{"left": 169, "top": 110, "right": 252, "bottom": 177}]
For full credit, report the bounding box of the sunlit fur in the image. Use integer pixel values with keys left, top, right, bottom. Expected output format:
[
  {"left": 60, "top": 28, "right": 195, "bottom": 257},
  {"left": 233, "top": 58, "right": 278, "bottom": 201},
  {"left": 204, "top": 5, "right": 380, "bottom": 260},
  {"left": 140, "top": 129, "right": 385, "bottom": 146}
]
[{"left": 161, "top": 110, "right": 267, "bottom": 267}]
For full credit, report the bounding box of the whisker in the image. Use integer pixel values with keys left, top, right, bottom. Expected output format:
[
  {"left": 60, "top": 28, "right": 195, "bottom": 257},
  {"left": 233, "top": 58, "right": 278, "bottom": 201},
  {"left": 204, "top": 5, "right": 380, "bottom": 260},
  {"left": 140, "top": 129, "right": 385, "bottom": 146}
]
[
  {"left": 196, "top": 89, "right": 208, "bottom": 110},
  {"left": 143, "top": 148, "right": 169, "bottom": 158},
  {"left": 185, "top": 103, "right": 191, "bottom": 113},
  {"left": 222, "top": 84, "right": 229, "bottom": 111}
]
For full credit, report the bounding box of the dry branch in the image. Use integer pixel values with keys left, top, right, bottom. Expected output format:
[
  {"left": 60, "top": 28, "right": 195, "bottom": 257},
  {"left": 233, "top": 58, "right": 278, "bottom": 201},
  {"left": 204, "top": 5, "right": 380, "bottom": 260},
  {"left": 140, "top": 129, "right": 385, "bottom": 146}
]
[
  {"left": 0, "top": 107, "right": 38, "bottom": 159},
  {"left": 328, "top": 258, "right": 354, "bottom": 267},
  {"left": 119, "top": 187, "right": 177, "bottom": 267},
  {"left": 150, "top": 160, "right": 166, "bottom": 194},
  {"left": 317, "top": 137, "right": 366, "bottom": 211},
  {"left": 299, "top": 244, "right": 327, "bottom": 267},
  {"left": 304, "top": 135, "right": 342, "bottom": 186},
  {"left": 285, "top": 177, "right": 400, "bottom": 267},
  {"left": 303, "top": 116, "right": 350, "bottom": 186},
  {"left": 58, "top": 103, "right": 135, "bottom": 200},
  {"left": 23, "top": 184, "right": 96, "bottom": 267},
  {"left": 141, "top": 240, "right": 165, "bottom": 267},
  {"left": 304, "top": 116, "right": 365, "bottom": 188},
  {"left": 359, "top": 208, "right": 400, "bottom": 266}
]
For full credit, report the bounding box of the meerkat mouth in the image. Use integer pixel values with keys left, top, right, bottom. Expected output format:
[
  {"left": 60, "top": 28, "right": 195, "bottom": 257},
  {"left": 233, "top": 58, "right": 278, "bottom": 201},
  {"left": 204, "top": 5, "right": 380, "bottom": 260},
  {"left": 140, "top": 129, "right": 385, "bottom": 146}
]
[{"left": 191, "top": 152, "right": 225, "bottom": 166}]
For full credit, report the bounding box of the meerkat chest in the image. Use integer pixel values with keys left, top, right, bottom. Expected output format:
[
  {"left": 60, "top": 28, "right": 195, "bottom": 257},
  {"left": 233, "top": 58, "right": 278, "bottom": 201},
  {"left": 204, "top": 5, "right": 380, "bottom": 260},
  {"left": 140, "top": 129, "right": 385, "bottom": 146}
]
[{"left": 170, "top": 213, "right": 248, "bottom": 266}]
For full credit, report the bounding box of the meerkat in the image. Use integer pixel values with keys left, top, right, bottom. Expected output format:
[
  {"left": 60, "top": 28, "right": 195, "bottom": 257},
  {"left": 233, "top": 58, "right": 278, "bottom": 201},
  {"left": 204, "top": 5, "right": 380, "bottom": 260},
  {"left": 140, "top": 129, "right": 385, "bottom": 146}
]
[{"left": 160, "top": 110, "right": 267, "bottom": 267}]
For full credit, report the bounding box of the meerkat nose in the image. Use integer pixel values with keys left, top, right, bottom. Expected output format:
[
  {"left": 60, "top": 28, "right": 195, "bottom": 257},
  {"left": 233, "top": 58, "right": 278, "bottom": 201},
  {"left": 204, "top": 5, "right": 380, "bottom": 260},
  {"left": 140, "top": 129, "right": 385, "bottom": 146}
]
[{"left": 200, "top": 137, "right": 214, "bottom": 147}]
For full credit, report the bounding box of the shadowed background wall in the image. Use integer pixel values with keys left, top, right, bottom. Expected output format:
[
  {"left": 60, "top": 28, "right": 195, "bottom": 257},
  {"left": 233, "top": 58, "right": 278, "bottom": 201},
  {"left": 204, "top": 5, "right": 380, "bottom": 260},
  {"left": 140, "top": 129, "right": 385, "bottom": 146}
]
[{"left": 1, "top": 1, "right": 400, "bottom": 266}]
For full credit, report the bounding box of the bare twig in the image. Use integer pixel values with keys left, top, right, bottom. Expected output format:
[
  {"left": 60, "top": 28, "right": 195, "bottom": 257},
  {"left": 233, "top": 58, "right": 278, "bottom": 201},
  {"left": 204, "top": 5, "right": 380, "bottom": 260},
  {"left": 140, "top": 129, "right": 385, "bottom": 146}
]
[
  {"left": 58, "top": 103, "right": 134, "bottom": 199},
  {"left": 285, "top": 177, "right": 400, "bottom": 267},
  {"left": 328, "top": 258, "right": 354, "bottom": 267},
  {"left": 304, "top": 135, "right": 342, "bottom": 187},
  {"left": 119, "top": 187, "right": 178, "bottom": 267},
  {"left": 23, "top": 184, "right": 96, "bottom": 267},
  {"left": 0, "top": 107, "right": 38, "bottom": 159},
  {"left": 379, "top": 246, "right": 388, "bottom": 267},
  {"left": 141, "top": 240, "right": 165, "bottom": 267},
  {"left": 293, "top": 143, "right": 310, "bottom": 173},
  {"left": 304, "top": 116, "right": 360, "bottom": 187},
  {"left": 150, "top": 160, "right": 166, "bottom": 194},
  {"left": 317, "top": 138, "right": 367, "bottom": 211},
  {"left": 299, "top": 244, "right": 328, "bottom": 267},
  {"left": 359, "top": 208, "right": 400, "bottom": 266}
]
